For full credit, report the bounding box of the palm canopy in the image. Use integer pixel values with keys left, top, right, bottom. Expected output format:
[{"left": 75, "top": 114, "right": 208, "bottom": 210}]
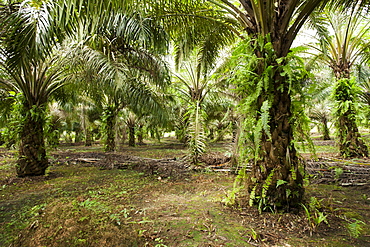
[
  {"left": 305, "top": 6, "right": 370, "bottom": 157},
  {"left": 0, "top": 1, "right": 69, "bottom": 106},
  {"left": 65, "top": 11, "right": 170, "bottom": 119},
  {"left": 1, "top": 1, "right": 59, "bottom": 70},
  {"left": 203, "top": 0, "right": 370, "bottom": 58},
  {"left": 0, "top": 0, "right": 171, "bottom": 174},
  {"left": 173, "top": 60, "right": 210, "bottom": 103},
  {"left": 63, "top": 9, "right": 170, "bottom": 151},
  {"left": 307, "top": 8, "right": 370, "bottom": 79},
  {"left": 148, "top": 0, "right": 238, "bottom": 74},
  {"left": 204, "top": 0, "right": 328, "bottom": 57}
]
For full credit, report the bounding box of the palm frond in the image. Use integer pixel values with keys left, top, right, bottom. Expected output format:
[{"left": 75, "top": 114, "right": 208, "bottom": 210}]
[
  {"left": 1, "top": 1, "right": 59, "bottom": 70},
  {"left": 186, "top": 100, "right": 207, "bottom": 164},
  {"left": 124, "top": 74, "right": 169, "bottom": 125},
  {"left": 150, "top": 0, "right": 238, "bottom": 72}
]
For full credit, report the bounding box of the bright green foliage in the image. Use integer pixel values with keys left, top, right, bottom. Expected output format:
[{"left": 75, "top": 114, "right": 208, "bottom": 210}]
[
  {"left": 225, "top": 34, "right": 311, "bottom": 211},
  {"left": 172, "top": 51, "right": 232, "bottom": 164},
  {"left": 186, "top": 100, "right": 207, "bottom": 164},
  {"left": 301, "top": 197, "right": 329, "bottom": 234},
  {"left": 0, "top": 1, "right": 75, "bottom": 176},
  {"left": 1, "top": 93, "right": 23, "bottom": 149},
  {"left": 332, "top": 78, "right": 360, "bottom": 116},
  {"left": 332, "top": 77, "right": 368, "bottom": 157},
  {"left": 346, "top": 218, "right": 365, "bottom": 238},
  {"left": 307, "top": 7, "right": 370, "bottom": 157},
  {"left": 231, "top": 37, "right": 309, "bottom": 165}
]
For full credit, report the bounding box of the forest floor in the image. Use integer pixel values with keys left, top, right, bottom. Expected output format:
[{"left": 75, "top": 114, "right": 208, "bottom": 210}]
[{"left": 0, "top": 138, "right": 369, "bottom": 247}]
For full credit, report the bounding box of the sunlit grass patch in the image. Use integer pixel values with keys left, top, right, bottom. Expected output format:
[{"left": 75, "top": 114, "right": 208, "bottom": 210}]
[
  {"left": 0, "top": 161, "right": 161, "bottom": 246},
  {"left": 0, "top": 140, "right": 369, "bottom": 246}
]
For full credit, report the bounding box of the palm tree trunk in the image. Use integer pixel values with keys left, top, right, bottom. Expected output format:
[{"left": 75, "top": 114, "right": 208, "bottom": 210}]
[
  {"left": 321, "top": 118, "right": 331, "bottom": 140},
  {"left": 105, "top": 112, "right": 116, "bottom": 152},
  {"left": 84, "top": 129, "right": 92, "bottom": 146},
  {"left": 128, "top": 125, "right": 135, "bottom": 147},
  {"left": 82, "top": 108, "right": 92, "bottom": 146},
  {"left": 337, "top": 112, "right": 368, "bottom": 157},
  {"left": 137, "top": 124, "right": 144, "bottom": 145},
  {"left": 247, "top": 76, "right": 304, "bottom": 211},
  {"left": 333, "top": 78, "right": 368, "bottom": 157},
  {"left": 0, "top": 132, "right": 4, "bottom": 146},
  {"left": 16, "top": 106, "right": 48, "bottom": 177}
]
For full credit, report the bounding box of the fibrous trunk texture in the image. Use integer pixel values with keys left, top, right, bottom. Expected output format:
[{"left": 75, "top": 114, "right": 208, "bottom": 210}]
[
  {"left": 128, "top": 126, "right": 135, "bottom": 147},
  {"left": 105, "top": 113, "right": 116, "bottom": 152},
  {"left": 247, "top": 79, "right": 304, "bottom": 211},
  {"left": 17, "top": 108, "right": 48, "bottom": 177},
  {"left": 137, "top": 124, "right": 144, "bottom": 145},
  {"left": 322, "top": 118, "right": 331, "bottom": 140},
  {"left": 333, "top": 77, "right": 368, "bottom": 157},
  {"left": 338, "top": 112, "right": 368, "bottom": 157},
  {"left": 84, "top": 129, "right": 92, "bottom": 146}
]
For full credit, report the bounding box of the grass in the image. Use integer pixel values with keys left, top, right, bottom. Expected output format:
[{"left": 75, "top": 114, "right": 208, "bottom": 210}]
[
  {"left": 0, "top": 139, "right": 369, "bottom": 246},
  {"left": 0, "top": 164, "right": 158, "bottom": 246}
]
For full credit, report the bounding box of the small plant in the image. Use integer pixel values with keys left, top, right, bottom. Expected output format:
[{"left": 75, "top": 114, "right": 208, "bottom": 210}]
[
  {"left": 109, "top": 214, "right": 121, "bottom": 226},
  {"left": 339, "top": 216, "right": 366, "bottom": 239},
  {"left": 222, "top": 168, "right": 246, "bottom": 207},
  {"left": 138, "top": 229, "right": 147, "bottom": 237},
  {"left": 248, "top": 227, "right": 260, "bottom": 241},
  {"left": 301, "top": 197, "right": 329, "bottom": 235},
  {"left": 154, "top": 237, "right": 168, "bottom": 247},
  {"left": 361, "top": 194, "right": 368, "bottom": 202},
  {"left": 334, "top": 167, "right": 344, "bottom": 180}
]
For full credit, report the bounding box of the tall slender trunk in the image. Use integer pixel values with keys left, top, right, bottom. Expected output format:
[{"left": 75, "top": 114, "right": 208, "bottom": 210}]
[
  {"left": 120, "top": 125, "right": 127, "bottom": 145},
  {"left": 137, "top": 124, "right": 144, "bottom": 145},
  {"left": 128, "top": 125, "right": 135, "bottom": 147},
  {"left": 81, "top": 107, "right": 92, "bottom": 146},
  {"left": 321, "top": 117, "right": 330, "bottom": 140},
  {"left": 84, "top": 129, "right": 92, "bottom": 146},
  {"left": 321, "top": 118, "right": 331, "bottom": 140},
  {"left": 17, "top": 104, "right": 48, "bottom": 177},
  {"left": 105, "top": 112, "right": 116, "bottom": 152},
  {"left": 247, "top": 76, "right": 304, "bottom": 210}
]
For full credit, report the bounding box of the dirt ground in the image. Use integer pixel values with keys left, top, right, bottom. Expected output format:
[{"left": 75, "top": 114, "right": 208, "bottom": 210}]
[{"left": 0, "top": 139, "right": 370, "bottom": 246}]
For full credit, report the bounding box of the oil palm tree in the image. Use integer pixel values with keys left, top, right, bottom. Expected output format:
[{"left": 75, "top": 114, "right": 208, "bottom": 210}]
[
  {"left": 174, "top": 60, "right": 208, "bottom": 164},
  {"left": 148, "top": 0, "right": 370, "bottom": 210},
  {"left": 197, "top": 0, "right": 323, "bottom": 210},
  {"left": 0, "top": 1, "right": 73, "bottom": 176},
  {"left": 0, "top": 0, "right": 169, "bottom": 175},
  {"left": 308, "top": 8, "right": 370, "bottom": 157},
  {"left": 173, "top": 51, "right": 233, "bottom": 164},
  {"left": 214, "top": 0, "right": 370, "bottom": 211},
  {"left": 304, "top": 68, "right": 334, "bottom": 141},
  {"left": 71, "top": 6, "right": 170, "bottom": 151},
  {"left": 70, "top": 47, "right": 169, "bottom": 152}
]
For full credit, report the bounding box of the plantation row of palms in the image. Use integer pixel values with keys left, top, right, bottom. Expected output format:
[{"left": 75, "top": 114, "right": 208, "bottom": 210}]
[{"left": 1, "top": 0, "right": 370, "bottom": 212}]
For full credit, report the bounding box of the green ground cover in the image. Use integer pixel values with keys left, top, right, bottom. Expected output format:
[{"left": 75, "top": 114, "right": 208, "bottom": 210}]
[{"left": 0, "top": 139, "right": 369, "bottom": 246}]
